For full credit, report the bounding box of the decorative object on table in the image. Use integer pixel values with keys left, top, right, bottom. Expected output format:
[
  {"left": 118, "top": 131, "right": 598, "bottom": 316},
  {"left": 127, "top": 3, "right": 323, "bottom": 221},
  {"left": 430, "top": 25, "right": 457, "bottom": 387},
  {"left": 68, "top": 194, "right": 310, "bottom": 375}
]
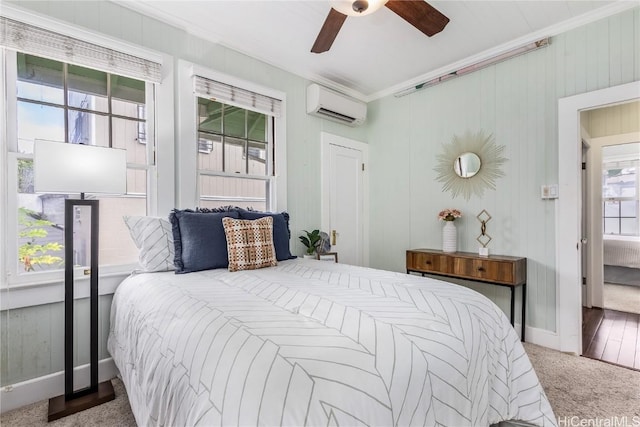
[
  {"left": 317, "top": 231, "right": 331, "bottom": 254},
  {"left": 316, "top": 252, "right": 339, "bottom": 263},
  {"left": 34, "top": 140, "right": 124, "bottom": 421},
  {"left": 476, "top": 209, "right": 492, "bottom": 257},
  {"left": 434, "top": 130, "right": 507, "bottom": 200},
  {"left": 299, "top": 229, "right": 321, "bottom": 258},
  {"left": 438, "top": 208, "right": 461, "bottom": 253}
]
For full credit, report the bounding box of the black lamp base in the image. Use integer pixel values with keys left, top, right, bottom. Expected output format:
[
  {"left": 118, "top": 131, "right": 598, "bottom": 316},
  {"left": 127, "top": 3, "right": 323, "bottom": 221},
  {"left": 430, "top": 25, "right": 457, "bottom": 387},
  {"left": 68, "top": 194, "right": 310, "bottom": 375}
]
[{"left": 47, "top": 380, "right": 115, "bottom": 422}]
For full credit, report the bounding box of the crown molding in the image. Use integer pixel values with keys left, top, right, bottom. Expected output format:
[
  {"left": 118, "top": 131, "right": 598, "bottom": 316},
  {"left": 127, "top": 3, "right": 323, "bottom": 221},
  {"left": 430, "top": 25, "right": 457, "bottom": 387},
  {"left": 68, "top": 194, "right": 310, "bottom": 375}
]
[{"left": 370, "top": 1, "right": 639, "bottom": 102}]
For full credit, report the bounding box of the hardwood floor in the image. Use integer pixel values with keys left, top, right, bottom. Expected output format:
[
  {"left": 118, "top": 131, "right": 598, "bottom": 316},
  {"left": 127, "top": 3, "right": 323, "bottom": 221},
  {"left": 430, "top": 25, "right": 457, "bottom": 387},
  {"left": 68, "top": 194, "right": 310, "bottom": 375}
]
[{"left": 582, "top": 306, "right": 640, "bottom": 371}]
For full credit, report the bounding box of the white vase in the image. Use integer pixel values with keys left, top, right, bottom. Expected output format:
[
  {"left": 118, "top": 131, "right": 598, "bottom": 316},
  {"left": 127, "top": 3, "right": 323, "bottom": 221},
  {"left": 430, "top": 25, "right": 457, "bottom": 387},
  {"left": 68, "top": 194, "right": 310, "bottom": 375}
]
[{"left": 442, "top": 221, "right": 457, "bottom": 253}]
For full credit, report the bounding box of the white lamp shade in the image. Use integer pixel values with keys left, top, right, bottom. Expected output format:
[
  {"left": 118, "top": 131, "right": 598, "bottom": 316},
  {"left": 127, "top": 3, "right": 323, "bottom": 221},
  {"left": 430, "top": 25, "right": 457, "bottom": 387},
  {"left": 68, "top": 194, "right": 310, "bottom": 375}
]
[
  {"left": 34, "top": 140, "right": 127, "bottom": 195},
  {"left": 330, "top": 0, "right": 388, "bottom": 17}
]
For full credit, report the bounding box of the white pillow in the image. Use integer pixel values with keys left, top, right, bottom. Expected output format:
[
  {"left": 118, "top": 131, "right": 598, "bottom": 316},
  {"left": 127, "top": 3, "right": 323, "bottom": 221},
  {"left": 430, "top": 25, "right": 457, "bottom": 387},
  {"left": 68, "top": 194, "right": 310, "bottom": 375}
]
[{"left": 123, "top": 216, "right": 174, "bottom": 272}]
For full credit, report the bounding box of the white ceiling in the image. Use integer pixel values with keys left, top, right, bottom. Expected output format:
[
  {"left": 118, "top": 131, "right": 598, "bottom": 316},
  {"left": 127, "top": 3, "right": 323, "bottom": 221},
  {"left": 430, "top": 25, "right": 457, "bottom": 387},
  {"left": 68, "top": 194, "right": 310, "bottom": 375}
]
[{"left": 117, "top": 0, "right": 634, "bottom": 101}]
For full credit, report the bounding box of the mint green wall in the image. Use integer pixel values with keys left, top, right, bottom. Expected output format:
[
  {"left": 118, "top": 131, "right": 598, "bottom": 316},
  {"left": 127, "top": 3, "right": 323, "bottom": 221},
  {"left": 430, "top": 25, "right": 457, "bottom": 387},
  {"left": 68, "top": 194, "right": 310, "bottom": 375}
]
[
  {"left": 1, "top": 0, "right": 366, "bottom": 387},
  {"left": 2, "top": 1, "right": 639, "bottom": 389},
  {"left": 366, "top": 7, "right": 640, "bottom": 332},
  {"left": 1, "top": 296, "right": 113, "bottom": 386}
]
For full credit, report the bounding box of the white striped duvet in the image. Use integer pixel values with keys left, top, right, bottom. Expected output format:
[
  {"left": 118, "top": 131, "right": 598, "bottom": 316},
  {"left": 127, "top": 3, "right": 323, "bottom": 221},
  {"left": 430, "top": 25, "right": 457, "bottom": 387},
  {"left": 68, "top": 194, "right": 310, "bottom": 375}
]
[{"left": 108, "top": 258, "right": 556, "bottom": 426}]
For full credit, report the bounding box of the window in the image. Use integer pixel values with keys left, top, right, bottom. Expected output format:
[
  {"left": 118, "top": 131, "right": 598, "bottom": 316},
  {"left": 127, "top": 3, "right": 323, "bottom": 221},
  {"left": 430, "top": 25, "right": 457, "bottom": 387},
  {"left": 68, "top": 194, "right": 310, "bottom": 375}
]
[
  {"left": 192, "top": 75, "right": 281, "bottom": 212},
  {"left": 7, "top": 51, "right": 154, "bottom": 279},
  {"left": 602, "top": 143, "right": 640, "bottom": 236},
  {"left": 197, "top": 99, "right": 272, "bottom": 210}
]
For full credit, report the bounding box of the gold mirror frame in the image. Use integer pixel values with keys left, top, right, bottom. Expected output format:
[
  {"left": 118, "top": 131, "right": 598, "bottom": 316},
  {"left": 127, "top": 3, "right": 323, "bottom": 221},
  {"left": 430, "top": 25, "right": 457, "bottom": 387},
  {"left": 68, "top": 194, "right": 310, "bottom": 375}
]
[{"left": 434, "top": 130, "right": 507, "bottom": 200}]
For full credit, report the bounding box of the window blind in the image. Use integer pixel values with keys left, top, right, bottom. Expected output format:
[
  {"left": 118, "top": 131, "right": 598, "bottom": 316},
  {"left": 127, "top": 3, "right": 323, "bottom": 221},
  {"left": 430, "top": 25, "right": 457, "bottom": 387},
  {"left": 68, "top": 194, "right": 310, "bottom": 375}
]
[
  {"left": 0, "top": 16, "right": 162, "bottom": 83},
  {"left": 194, "top": 75, "right": 282, "bottom": 118}
]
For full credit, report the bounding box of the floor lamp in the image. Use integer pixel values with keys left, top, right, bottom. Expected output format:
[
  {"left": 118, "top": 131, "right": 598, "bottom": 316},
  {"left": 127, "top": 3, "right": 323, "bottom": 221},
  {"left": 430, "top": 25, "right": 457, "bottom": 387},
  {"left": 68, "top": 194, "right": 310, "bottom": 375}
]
[{"left": 33, "top": 140, "right": 126, "bottom": 421}]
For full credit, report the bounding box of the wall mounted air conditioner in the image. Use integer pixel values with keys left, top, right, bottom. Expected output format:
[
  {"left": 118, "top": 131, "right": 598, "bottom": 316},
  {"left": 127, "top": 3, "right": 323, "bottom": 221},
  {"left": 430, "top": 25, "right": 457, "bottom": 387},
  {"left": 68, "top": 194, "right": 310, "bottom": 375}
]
[{"left": 306, "top": 84, "right": 367, "bottom": 127}]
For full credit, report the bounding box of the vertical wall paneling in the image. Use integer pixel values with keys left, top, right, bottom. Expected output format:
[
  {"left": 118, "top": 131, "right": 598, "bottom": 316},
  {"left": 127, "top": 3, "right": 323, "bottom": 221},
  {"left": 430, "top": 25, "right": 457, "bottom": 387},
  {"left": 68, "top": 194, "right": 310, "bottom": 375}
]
[
  {"left": 2, "top": 0, "right": 639, "bottom": 392},
  {"left": 609, "top": 14, "right": 623, "bottom": 88},
  {"left": 619, "top": 12, "right": 635, "bottom": 84},
  {"left": 1, "top": 0, "right": 367, "bottom": 389},
  {"left": 368, "top": 7, "right": 638, "bottom": 332},
  {"left": 595, "top": 19, "right": 611, "bottom": 90},
  {"left": 0, "top": 310, "right": 7, "bottom": 382}
]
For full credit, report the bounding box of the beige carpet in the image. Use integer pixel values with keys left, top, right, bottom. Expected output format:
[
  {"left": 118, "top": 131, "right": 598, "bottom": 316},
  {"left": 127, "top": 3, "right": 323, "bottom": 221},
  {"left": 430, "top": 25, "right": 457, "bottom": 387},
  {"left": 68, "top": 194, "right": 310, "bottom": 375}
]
[
  {"left": 2, "top": 344, "right": 639, "bottom": 426},
  {"left": 604, "top": 283, "right": 640, "bottom": 314},
  {"left": 524, "top": 343, "right": 640, "bottom": 424},
  {"left": 0, "top": 378, "right": 136, "bottom": 427}
]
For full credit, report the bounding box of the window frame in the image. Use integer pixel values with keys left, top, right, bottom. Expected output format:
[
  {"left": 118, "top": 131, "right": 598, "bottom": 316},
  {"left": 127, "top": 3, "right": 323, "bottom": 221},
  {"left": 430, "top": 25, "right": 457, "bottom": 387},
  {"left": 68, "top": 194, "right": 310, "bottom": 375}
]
[
  {"left": 197, "top": 101, "right": 274, "bottom": 209},
  {"left": 602, "top": 157, "right": 640, "bottom": 236},
  {"left": 0, "top": 6, "right": 173, "bottom": 312},
  {"left": 176, "top": 61, "right": 287, "bottom": 212},
  {"left": 2, "top": 50, "right": 157, "bottom": 287}
]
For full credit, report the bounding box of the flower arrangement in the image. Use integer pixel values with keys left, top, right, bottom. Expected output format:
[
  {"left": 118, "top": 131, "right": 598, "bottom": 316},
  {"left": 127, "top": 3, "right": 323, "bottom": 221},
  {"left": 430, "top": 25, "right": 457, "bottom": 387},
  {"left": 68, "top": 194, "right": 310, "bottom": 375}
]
[{"left": 438, "top": 208, "right": 462, "bottom": 222}]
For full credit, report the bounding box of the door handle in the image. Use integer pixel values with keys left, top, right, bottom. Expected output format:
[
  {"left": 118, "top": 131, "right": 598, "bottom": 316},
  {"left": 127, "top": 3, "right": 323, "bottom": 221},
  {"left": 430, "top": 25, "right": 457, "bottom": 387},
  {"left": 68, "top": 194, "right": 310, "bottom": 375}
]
[{"left": 331, "top": 230, "right": 337, "bottom": 245}]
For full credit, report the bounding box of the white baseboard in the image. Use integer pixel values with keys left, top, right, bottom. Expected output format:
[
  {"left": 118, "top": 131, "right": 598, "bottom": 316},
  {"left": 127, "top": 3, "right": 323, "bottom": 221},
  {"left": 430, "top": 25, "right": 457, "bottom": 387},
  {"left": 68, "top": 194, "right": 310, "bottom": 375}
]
[
  {"left": 0, "top": 358, "right": 118, "bottom": 414},
  {"left": 522, "top": 324, "right": 562, "bottom": 351}
]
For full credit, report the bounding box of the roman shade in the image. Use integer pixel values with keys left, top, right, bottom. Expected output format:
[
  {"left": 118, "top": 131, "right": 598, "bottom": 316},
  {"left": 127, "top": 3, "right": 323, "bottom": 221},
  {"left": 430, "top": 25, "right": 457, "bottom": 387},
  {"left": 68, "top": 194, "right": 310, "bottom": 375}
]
[
  {"left": 0, "top": 16, "right": 162, "bottom": 83},
  {"left": 194, "top": 75, "right": 282, "bottom": 117}
]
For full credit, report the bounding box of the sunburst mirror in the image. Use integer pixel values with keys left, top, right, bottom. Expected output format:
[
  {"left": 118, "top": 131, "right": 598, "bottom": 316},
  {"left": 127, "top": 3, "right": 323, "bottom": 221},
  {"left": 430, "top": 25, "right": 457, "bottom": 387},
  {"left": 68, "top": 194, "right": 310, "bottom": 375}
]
[{"left": 434, "top": 131, "right": 507, "bottom": 200}]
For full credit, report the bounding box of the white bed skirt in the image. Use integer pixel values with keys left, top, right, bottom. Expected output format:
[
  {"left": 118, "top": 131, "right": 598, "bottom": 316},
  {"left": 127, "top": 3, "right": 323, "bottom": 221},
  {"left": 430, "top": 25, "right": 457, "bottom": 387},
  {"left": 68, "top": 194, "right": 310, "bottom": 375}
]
[{"left": 603, "top": 235, "right": 640, "bottom": 269}]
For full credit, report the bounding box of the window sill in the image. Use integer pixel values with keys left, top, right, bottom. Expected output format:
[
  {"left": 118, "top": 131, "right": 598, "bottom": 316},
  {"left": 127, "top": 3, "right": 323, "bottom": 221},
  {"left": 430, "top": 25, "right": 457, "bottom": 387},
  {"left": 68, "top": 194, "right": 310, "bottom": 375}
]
[{"left": 0, "top": 267, "right": 136, "bottom": 311}]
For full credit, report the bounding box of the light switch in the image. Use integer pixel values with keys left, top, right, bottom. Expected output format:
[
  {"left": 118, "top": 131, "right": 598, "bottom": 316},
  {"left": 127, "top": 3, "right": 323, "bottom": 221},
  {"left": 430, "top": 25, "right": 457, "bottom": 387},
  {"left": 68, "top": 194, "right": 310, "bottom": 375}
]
[{"left": 541, "top": 184, "right": 559, "bottom": 199}]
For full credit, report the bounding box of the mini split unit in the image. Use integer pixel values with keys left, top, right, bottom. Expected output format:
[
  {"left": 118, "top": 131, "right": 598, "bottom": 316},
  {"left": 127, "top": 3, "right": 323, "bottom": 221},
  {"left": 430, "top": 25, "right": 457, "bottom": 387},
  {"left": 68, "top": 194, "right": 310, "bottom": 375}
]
[{"left": 306, "top": 84, "right": 367, "bottom": 127}]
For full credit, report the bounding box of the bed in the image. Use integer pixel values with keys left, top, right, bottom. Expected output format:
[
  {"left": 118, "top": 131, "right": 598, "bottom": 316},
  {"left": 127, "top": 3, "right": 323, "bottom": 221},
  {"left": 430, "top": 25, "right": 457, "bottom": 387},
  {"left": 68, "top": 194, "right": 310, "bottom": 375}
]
[
  {"left": 603, "top": 234, "right": 640, "bottom": 269},
  {"left": 108, "top": 258, "right": 556, "bottom": 427}
]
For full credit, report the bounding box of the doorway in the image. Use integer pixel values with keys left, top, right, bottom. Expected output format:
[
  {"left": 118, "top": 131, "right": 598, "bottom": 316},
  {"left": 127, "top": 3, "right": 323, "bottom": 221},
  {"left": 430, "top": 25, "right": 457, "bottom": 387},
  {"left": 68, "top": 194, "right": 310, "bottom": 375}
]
[
  {"left": 557, "top": 80, "right": 640, "bottom": 356},
  {"left": 582, "top": 105, "right": 640, "bottom": 312},
  {"left": 320, "top": 132, "right": 369, "bottom": 266},
  {"left": 580, "top": 105, "right": 640, "bottom": 370}
]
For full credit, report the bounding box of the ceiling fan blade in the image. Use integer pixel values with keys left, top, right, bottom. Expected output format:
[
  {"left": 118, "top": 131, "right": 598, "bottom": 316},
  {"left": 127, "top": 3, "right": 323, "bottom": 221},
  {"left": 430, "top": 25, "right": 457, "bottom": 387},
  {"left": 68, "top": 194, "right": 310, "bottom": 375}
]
[
  {"left": 311, "top": 8, "right": 348, "bottom": 53},
  {"left": 385, "top": 0, "right": 449, "bottom": 37}
]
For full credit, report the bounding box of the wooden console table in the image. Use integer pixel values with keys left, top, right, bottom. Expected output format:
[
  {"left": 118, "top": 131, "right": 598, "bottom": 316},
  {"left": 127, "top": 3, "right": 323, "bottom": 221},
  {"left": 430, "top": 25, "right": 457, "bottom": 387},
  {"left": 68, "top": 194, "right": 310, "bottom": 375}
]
[{"left": 406, "top": 249, "right": 527, "bottom": 341}]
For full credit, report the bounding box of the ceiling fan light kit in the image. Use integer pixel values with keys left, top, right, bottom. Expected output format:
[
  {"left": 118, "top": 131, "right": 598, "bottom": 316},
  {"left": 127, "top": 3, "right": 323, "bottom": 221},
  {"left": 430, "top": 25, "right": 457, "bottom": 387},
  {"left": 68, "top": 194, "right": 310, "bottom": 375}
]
[
  {"left": 312, "top": 0, "right": 449, "bottom": 54},
  {"left": 329, "top": 0, "right": 388, "bottom": 17}
]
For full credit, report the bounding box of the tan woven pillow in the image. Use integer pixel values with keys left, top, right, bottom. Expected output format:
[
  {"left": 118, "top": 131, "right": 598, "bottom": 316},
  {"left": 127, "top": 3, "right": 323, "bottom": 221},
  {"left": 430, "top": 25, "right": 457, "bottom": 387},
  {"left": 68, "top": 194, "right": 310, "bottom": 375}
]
[{"left": 222, "top": 216, "right": 278, "bottom": 272}]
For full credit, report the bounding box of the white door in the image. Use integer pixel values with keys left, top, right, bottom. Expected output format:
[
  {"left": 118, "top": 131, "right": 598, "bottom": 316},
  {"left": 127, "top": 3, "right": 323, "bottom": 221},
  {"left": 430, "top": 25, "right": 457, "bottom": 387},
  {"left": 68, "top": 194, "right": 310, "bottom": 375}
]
[{"left": 321, "top": 133, "right": 369, "bottom": 266}]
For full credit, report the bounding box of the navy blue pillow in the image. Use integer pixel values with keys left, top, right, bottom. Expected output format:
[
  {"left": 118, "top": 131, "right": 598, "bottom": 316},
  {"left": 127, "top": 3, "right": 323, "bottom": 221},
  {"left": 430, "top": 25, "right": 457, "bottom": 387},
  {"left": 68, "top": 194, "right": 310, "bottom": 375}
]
[
  {"left": 169, "top": 209, "right": 240, "bottom": 273},
  {"left": 237, "top": 209, "right": 295, "bottom": 261}
]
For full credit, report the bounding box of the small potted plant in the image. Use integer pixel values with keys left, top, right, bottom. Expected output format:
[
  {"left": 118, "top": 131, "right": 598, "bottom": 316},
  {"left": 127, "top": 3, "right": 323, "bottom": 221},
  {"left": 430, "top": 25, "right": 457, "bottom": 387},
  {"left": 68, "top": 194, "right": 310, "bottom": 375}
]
[{"left": 299, "top": 229, "right": 321, "bottom": 259}]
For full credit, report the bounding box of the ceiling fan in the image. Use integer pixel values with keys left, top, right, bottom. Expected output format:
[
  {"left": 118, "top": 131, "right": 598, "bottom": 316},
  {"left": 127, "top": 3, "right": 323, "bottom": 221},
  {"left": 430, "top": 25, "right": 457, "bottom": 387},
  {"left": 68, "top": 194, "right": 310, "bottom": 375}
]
[{"left": 311, "top": 0, "right": 450, "bottom": 53}]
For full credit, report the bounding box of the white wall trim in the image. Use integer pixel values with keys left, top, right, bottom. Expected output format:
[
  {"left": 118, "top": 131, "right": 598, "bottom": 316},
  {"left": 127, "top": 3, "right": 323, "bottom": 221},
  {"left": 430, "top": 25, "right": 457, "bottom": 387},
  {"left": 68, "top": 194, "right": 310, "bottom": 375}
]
[
  {"left": 115, "top": 0, "right": 636, "bottom": 103},
  {"left": 176, "top": 60, "right": 288, "bottom": 212},
  {"left": 152, "top": 53, "right": 176, "bottom": 217},
  {"left": 524, "top": 325, "right": 561, "bottom": 352},
  {"left": 0, "top": 47, "right": 6, "bottom": 284},
  {"left": 371, "top": 2, "right": 639, "bottom": 101},
  {"left": 0, "top": 273, "right": 128, "bottom": 310},
  {"left": 557, "top": 81, "right": 640, "bottom": 355},
  {"left": 0, "top": 358, "right": 118, "bottom": 414}
]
